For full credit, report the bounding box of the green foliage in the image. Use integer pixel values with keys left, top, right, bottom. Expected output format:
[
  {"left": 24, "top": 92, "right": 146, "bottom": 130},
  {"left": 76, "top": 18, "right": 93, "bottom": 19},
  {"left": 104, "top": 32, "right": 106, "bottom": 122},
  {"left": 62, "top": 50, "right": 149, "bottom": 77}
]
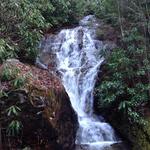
[
  {"left": 0, "top": 90, "right": 8, "bottom": 98},
  {"left": 0, "top": 0, "right": 82, "bottom": 63},
  {"left": 1, "top": 65, "right": 20, "bottom": 81},
  {"left": 46, "top": 0, "right": 77, "bottom": 25},
  {"left": 1, "top": 0, "right": 112, "bottom": 63},
  {"left": 1, "top": 0, "right": 49, "bottom": 62},
  {"left": 94, "top": 0, "right": 118, "bottom": 22},
  {"left": 5, "top": 105, "right": 22, "bottom": 136},
  {"left": 0, "top": 39, "right": 17, "bottom": 63},
  {"left": 6, "top": 105, "right": 21, "bottom": 117},
  {"left": 74, "top": 0, "right": 101, "bottom": 17},
  {"left": 0, "top": 0, "right": 149, "bottom": 63},
  {"left": 12, "top": 75, "right": 27, "bottom": 89},
  {"left": 92, "top": 0, "right": 150, "bottom": 124},
  {"left": 7, "top": 120, "right": 23, "bottom": 136},
  {"left": 96, "top": 28, "right": 149, "bottom": 124}
]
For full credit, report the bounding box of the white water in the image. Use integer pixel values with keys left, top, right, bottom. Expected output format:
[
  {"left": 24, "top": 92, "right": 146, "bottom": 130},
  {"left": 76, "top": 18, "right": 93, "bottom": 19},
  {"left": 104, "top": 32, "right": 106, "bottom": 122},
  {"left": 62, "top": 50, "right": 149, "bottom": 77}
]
[{"left": 37, "top": 15, "right": 119, "bottom": 150}]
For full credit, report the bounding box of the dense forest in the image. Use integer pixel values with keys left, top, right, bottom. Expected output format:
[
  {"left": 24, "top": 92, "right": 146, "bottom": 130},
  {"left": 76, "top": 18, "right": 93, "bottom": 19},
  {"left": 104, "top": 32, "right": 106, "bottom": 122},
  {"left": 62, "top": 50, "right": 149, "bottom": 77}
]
[{"left": 0, "top": 0, "right": 150, "bottom": 150}]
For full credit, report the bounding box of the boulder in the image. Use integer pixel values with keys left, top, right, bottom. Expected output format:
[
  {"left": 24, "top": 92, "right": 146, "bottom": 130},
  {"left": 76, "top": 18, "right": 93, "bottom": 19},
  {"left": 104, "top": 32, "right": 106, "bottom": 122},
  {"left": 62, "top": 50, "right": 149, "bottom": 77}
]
[
  {"left": 107, "top": 112, "right": 150, "bottom": 150},
  {"left": 94, "top": 104, "right": 150, "bottom": 150},
  {"left": 0, "top": 59, "right": 78, "bottom": 150}
]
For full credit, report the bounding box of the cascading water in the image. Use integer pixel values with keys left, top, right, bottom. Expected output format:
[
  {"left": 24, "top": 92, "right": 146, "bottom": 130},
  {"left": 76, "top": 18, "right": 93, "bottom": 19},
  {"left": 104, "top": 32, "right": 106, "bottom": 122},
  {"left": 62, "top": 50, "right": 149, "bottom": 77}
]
[{"left": 37, "top": 15, "right": 121, "bottom": 150}]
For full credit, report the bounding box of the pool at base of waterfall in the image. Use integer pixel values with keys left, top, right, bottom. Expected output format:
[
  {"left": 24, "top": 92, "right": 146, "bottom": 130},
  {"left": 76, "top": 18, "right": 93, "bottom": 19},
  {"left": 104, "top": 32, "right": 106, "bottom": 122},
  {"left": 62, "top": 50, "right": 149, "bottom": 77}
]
[{"left": 76, "top": 142, "right": 127, "bottom": 150}]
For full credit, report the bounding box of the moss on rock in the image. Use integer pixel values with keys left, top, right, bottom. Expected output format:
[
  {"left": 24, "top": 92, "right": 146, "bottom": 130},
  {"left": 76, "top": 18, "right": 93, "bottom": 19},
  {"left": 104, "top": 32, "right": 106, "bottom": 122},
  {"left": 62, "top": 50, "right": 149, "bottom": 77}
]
[
  {"left": 105, "top": 111, "right": 150, "bottom": 150},
  {"left": 0, "top": 59, "right": 78, "bottom": 150}
]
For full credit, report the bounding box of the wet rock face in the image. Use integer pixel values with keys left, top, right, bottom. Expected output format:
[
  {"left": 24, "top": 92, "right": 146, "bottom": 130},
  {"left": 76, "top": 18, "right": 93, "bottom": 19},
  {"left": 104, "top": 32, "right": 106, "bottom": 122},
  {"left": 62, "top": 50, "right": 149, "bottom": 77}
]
[
  {"left": 108, "top": 143, "right": 129, "bottom": 150},
  {"left": 107, "top": 112, "right": 150, "bottom": 150},
  {"left": 44, "top": 89, "right": 78, "bottom": 150},
  {"left": 0, "top": 59, "right": 78, "bottom": 150},
  {"left": 36, "top": 34, "right": 58, "bottom": 70}
]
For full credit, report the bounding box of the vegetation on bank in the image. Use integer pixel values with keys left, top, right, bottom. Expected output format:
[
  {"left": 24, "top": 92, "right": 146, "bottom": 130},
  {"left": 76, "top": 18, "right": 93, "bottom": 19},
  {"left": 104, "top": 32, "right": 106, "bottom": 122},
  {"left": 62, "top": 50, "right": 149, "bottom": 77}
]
[
  {"left": 95, "top": 0, "right": 150, "bottom": 124},
  {"left": 0, "top": 0, "right": 102, "bottom": 63},
  {"left": 0, "top": 0, "right": 75, "bottom": 63},
  {"left": 0, "top": 59, "right": 65, "bottom": 149}
]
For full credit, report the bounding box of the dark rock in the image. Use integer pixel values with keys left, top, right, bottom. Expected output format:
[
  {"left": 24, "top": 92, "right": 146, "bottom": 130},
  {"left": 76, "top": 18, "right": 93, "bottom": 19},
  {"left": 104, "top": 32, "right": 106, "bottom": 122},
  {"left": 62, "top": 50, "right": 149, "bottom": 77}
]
[
  {"left": 76, "top": 144, "right": 89, "bottom": 150},
  {"left": 109, "top": 143, "right": 128, "bottom": 150},
  {"left": 0, "top": 59, "right": 78, "bottom": 150},
  {"left": 107, "top": 112, "right": 150, "bottom": 150},
  {"left": 76, "top": 142, "right": 128, "bottom": 150},
  {"left": 44, "top": 89, "right": 78, "bottom": 150}
]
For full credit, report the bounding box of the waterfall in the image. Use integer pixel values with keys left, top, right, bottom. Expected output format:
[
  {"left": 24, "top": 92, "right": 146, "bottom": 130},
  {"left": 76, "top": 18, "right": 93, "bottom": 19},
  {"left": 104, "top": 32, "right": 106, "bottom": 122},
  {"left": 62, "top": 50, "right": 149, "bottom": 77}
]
[{"left": 37, "top": 15, "right": 120, "bottom": 150}]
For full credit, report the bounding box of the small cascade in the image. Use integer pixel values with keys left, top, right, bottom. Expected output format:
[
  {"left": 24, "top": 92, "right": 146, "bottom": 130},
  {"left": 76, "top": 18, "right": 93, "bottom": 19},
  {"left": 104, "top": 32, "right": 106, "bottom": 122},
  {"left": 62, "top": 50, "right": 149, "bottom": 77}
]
[{"left": 37, "top": 15, "right": 122, "bottom": 150}]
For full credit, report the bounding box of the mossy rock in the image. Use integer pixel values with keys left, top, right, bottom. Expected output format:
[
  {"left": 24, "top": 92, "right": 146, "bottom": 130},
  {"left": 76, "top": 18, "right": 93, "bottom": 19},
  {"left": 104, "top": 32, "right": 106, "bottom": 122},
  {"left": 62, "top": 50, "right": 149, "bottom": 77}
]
[
  {"left": 107, "top": 112, "right": 150, "bottom": 150},
  {"left": 1, "top": 59, "right": 78, "bottom": 150}
]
